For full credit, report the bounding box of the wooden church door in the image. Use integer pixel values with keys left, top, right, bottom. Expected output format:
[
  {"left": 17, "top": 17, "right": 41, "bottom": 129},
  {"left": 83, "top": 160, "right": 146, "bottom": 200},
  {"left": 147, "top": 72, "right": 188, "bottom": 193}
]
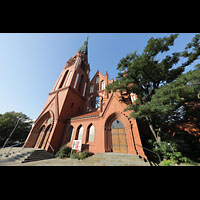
[{"left": 111, "top": 120, "right": 128, "bottom": 153}]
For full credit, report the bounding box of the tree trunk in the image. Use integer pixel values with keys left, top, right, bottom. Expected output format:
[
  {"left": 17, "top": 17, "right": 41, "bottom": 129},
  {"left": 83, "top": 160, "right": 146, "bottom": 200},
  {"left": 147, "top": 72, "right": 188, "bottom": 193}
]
[{"left": 145, "top": 116, "right": 161, "bottom": 146}]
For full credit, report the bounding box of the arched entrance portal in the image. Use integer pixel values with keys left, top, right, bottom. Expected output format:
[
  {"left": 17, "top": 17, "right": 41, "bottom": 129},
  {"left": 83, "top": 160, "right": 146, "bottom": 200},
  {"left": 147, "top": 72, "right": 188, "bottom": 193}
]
[
  {"left": 26, "top": 110, "right": 54, "bottom": 150},
  {"left": 111, "top": 119, "right": 128, "bottom": 153}
]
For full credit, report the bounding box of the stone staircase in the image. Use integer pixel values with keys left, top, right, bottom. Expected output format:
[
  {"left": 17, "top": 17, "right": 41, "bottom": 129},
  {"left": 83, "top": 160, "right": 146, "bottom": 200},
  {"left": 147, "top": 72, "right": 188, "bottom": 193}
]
[
  {"left": 0, "top": 147, "right": 55, "bottom": 163},
  {"left": 18, "top": 152, "right": 151, "bottom": 166},
  {"left": 75, "top": 153, "right": 151, "bottom": 166},
  {"left": 0, "top": 149, "right": 151, "bottom": 166}
]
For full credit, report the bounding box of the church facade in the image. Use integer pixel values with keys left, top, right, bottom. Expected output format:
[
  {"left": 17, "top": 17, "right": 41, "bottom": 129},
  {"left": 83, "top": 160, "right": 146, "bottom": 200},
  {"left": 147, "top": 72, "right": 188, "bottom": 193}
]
[{"left": 23, "top": 38, "right": 147, "bottom": 160}]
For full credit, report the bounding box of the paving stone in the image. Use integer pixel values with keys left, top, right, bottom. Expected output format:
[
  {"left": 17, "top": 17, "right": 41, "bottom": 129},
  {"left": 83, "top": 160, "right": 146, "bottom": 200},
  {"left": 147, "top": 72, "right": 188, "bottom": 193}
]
[{"left": 0, "top": 152, "right": 151, "bottom": 166}]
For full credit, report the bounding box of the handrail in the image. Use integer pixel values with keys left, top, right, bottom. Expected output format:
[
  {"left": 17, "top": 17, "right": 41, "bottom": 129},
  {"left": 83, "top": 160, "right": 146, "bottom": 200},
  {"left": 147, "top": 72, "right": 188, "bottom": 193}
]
[
  {"left": 1, "top": 142, "right": 24, "bottom": 149},
  {"left": 46, "top": 141, "right": 55, "bottom": 154},
  {"left": 135, "top": 143, "right": 161, "bottom": 164}
]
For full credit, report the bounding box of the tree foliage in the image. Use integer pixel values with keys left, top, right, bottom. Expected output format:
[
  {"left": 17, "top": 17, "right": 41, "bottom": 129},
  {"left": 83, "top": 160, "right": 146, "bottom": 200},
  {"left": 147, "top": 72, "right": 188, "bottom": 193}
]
[
  {"left": 107, "top": 34, "right": 200, "bottom": 148},
  {"left": 0, "top": 111, "right": 33, "bottom": 147},
  {"left": 132, "top": 66, "right": 200, "bottom": 123}
]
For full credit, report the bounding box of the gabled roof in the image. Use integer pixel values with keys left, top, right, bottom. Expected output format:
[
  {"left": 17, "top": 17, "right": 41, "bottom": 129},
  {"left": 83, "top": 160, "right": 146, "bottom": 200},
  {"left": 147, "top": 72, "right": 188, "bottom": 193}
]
[
  {"left": 90, "top": 70, "right": 106, "bottom": 83},
  {"left": 70, "top": 110, "right": 100, "bottom": 121}
]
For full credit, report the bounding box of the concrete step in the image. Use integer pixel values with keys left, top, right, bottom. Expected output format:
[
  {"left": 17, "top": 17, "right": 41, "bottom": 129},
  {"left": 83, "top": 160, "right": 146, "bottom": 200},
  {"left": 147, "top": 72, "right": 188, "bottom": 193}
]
[
  {"left": 81, "top": 153, "right": 150, "bottom": 166},
  {"left": 22, "top": 150, "right": 55, "bottom": 163},
  {"left": 0, "top": 147, "right": 55, "bottom": 163},
  {"left": 0, "top": 149, "right": 150, "bottom": 166}
]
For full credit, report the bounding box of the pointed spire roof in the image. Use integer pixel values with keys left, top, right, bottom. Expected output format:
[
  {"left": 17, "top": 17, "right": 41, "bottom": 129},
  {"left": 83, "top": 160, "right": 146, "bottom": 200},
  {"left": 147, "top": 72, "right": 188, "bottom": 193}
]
[{"left": 78, "top": 36, "right": 88, "bottom": 55}]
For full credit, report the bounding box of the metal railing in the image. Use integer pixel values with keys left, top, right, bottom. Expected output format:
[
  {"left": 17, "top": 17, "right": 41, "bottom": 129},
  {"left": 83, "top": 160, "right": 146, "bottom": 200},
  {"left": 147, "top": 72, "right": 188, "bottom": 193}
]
[
  {"left": 135, "top": 143, "right": 161, "bottom": 164},
  {"left": 46, "top": 141, "right": 55, "bottom": 154}
]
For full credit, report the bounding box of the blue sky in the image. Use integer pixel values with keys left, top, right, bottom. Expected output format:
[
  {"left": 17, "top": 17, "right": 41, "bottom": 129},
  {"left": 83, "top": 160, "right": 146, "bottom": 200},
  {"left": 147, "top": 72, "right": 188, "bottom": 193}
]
[{"left": 0, "top": 33, "right": 198, "bottom": 120}]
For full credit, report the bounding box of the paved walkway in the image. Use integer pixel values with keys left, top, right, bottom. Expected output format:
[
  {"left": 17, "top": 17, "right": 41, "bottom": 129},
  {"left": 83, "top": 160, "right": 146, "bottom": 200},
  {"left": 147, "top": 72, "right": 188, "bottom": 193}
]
[
  {"left": 0, "top": 158, "right": 82, "bottom": 166},
  {"left": 0, "top": 153, "right": 150, "bottom": 166},
  {"left": 1, "top": 153, "right": 198, "bottom": 166}
]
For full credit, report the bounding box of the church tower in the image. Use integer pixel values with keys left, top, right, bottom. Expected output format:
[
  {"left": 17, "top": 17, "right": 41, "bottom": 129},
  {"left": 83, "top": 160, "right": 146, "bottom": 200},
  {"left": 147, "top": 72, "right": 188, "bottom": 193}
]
[{"left": 24, "top": 38, "right": 90, "bottom": 153}]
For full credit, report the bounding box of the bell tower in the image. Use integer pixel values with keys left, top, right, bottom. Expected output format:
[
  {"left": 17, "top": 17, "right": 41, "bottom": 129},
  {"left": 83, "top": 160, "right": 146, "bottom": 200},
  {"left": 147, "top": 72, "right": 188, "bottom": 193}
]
[{"left": 24, "top": 37, "right": 90, "bottom": 153}]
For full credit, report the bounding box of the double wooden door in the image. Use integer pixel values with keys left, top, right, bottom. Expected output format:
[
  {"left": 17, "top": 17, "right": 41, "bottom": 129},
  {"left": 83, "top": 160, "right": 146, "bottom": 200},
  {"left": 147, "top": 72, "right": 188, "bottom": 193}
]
[{"left": 111, "top": 127, "right": 128, "bottom": 153}]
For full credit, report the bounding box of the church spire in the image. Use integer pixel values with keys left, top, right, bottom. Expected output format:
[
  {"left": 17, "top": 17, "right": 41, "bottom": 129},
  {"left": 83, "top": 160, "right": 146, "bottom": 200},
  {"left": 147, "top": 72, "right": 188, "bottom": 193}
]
[{"left": 78, "top": 36, "right": 88, "bottom": 55}]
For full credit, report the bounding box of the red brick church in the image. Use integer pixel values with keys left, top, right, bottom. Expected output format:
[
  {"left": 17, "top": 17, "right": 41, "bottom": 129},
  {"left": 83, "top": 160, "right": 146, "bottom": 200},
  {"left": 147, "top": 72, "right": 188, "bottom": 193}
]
[{"left": 23, "top": 38, "right": 147, "bottom": 159}]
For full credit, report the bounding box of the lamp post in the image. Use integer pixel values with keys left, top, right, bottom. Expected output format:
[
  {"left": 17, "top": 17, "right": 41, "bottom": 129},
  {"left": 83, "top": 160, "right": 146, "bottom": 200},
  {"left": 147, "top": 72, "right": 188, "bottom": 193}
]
[{"left": 1, "top": 116, "right": 22, "bottom": 149}]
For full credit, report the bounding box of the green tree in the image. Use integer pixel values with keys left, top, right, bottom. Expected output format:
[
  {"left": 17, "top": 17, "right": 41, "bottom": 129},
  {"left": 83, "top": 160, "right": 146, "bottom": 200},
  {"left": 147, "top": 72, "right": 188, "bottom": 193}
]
[
  {"left": 136, "top": 66, "right": 200, "bottom": 160},
  {"left": 0, "top": 111, "right": 33, "bottom": 147},
  {"left": 139, "top": 65, "right": 200, "bottom": 125},
  {"left": 107, "top": 34, "right": 200, "bottom": 146}
]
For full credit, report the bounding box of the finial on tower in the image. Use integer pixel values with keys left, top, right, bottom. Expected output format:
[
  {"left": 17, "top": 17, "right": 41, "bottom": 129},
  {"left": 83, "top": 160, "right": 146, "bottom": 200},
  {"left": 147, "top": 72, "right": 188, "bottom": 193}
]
[{"left": 78, "top": 36, "right": 89, "bottom": 55}]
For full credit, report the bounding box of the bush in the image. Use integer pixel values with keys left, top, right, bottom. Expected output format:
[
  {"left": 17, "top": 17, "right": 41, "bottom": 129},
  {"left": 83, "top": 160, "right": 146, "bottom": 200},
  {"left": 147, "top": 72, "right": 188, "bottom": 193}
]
[
  {"left": 78, "top": 150, "right": 94, "bottom": 160},
  {"left": 72, "top": 150, "right": 94, "bottom": 160},
  {"left": 56, "top": 146, "right": 94, "bottom": 160},
  {"left": 154, "top": 140, "right": 196, "bottom": 165},
  {"left": 71, "top": 151, "right": 79, "bottom": 159},
  {"left": 160, "top": 159, "right": 176, "bottom": 166},
  {"left": 55, "top": 146, "right": 72, "bottom": 159}
]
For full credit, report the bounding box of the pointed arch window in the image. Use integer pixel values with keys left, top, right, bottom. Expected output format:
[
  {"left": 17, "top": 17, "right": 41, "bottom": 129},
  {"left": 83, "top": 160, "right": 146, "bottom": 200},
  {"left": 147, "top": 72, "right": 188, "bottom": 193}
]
[
  {"left": 35, "top": 125, "right": 46, "bottom": 148},
  {"left": 90, "top": 84, "right": 94, "bottom": 93},
  {"left": 101, "top": 80, "right": 105, "bottom": 90},
  {"left": 46, "top": 117, "right": 52, "bottom": 125},
  {"left": 78, "top": 75, "right": 84, "bottom": 93},
  {"left": 80, "top": 60, "right": 85, "bottom": 71},
  {"left": 95, "top": 96, "right": 100, "bottom": 108},
  {"left": 74, "top": 73, "right": 79, "bottom": 89},
  {"left": 86, "top": 124, "right": 95, "bottom": 142},
  {"left": 65, "top": 71, "right": 72, "bottom": 87},
  {"left": 41, "top": 124, "right": 52, "bottom": 149},
  {"left": 68, "top": 126, "right": 74, "bottom": 142},
  {"left": 58, "top": 70, "right": 69, "bottom": 89},
  {"left": 96, "top": 75, "right": 99, "bottom": 84},
  {"left": 55, "top": 75, "right": 63, "bottom": 90},
  {"left": 76, "top": 126, "right": 84, "bottom": 141}
]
